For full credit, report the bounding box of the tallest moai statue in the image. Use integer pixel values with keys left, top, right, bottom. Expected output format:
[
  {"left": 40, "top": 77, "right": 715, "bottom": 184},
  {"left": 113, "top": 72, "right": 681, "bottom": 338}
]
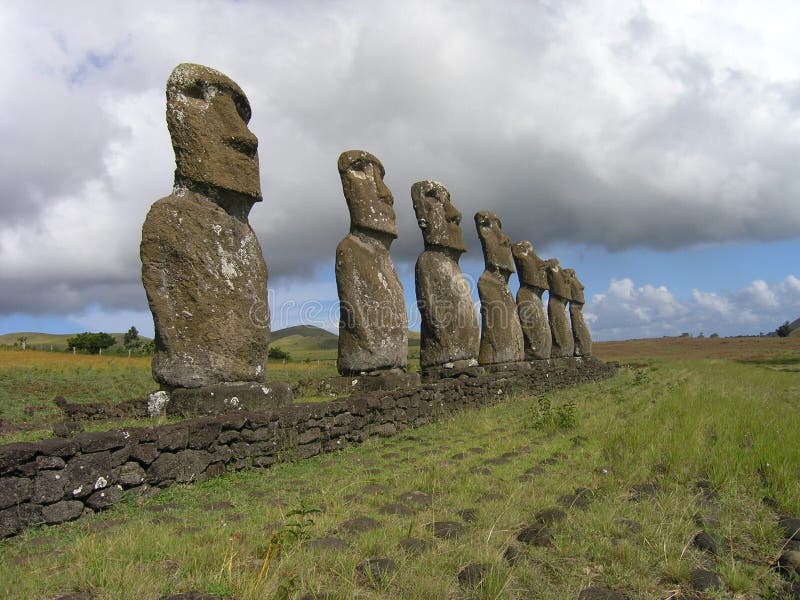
[{"left": 140, "top": 64, "right": 289, "bottom": 414}]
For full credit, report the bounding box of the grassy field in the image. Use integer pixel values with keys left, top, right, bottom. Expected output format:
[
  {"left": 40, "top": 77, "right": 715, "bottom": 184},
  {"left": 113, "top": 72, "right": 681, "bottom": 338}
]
[{"left": 1, "top": 337, "right": 799, "bottom": 598}]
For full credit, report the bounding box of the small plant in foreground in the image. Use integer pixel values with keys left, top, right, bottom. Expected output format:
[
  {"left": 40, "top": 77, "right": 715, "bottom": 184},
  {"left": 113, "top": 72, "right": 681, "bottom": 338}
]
[
  {"left": 530, "top": 395, "right": 577, "bottom": 431},
  {"left": 254, "top": 500, "right": 322, "bottom": 588}
]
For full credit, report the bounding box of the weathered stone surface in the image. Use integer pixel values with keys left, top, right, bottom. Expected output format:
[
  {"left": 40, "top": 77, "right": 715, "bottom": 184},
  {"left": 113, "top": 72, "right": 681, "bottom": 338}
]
[
  {"left": 336, "top": 150, "right": 408, "bottom": 375},
  {"left": 74, "top": 430, "right": 128, "bottom": 453},
  {"left": 0, "top": 442, "right": 37, "bottom": 475},
  {"left": 0, "top": 503, "right": 41, "bottom": 538},
  {"left": 141, "top": 63, "right": 270, "bottom": 390},
  {"left": 118, "top": 462, "right": 146, "bottom": 487},
  {"left": 547, "top": 262, "right": 574, "bottom": 358},
  {"left": 458, "top": 563, "right": 492, "bottom": 586},
  {"left": 564, "top": 268, "right": 592, "bottom": 357},
  {"left": 167, "top": 382, "right": 291, "bottom": 417},
  {"left": 348, "top": 372, "right": 420, "bottom": 393},
  {"left": 42, "top": 500, "right": 84, "bottom": 524},
  {"left": 474, "top": 212, "right": 524, "bottom": 365},
  {"left": 412, "top": 180, "right": 479, "bottom": 371},
  {"left": 147, "top": 450, "right": 211, "bottom": 484},
  {"left": 32, "top": 470, "right": 66, "bottom": 504},
  {"left": 512, "top": 241, "right": 553, "bottom": 360},
  {"left": 64, "top": 452, "right": 112, "bottom": 499},
  {"left": 86, "top": 485, "right": 123, "bottom": 510},
  {"left": 0, "top": 477, "right": 32, "bottom": 509}
]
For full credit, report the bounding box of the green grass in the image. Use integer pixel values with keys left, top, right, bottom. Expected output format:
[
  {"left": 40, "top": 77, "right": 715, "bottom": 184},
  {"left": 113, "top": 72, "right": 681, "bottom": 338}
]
[{"left": 1, "top": 356, "right": 799, "bottom": 598}]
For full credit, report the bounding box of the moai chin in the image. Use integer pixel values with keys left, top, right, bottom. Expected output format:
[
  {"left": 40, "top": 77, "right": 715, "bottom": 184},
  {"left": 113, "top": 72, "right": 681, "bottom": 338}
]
[
  {"left": 563, "top": 268, "right": 592, "bottom": 356},
  {"left": 474, "top": 211, "right": 525, "bottom": 366},
  {"left": 412, "top": 181, "right": 479, "bottom": 374},
  {"left": 546, "top": 261, "right": 575, "bottom": 358},
  {"left": 511, "top": 241, "right": 554, "bottom": 360},
  {"left": 140, "top": 63, "right": 289, "bottom": 414},
  {"left": 335, "top": 150, "right": 409, "bottom": 377}
]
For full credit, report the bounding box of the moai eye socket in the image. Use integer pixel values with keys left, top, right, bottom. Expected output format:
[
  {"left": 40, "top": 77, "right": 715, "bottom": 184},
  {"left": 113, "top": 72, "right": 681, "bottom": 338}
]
[
  {"left": 183, "top": 82, "right": 205, "bottom": 100},
  {"left": 233, "top": 94, "right": 252, "bottom": 122}
]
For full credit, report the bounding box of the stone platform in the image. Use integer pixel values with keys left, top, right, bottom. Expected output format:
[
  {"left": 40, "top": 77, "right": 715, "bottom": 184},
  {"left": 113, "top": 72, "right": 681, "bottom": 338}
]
[{"left": 153, "top": 382, "right": 293, "bottom": 418}]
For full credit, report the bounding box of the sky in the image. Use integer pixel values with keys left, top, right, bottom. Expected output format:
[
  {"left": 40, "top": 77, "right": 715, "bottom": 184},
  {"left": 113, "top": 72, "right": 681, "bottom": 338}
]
[{"left": 1, "top": 0, "right": 799, "bottom": 342}]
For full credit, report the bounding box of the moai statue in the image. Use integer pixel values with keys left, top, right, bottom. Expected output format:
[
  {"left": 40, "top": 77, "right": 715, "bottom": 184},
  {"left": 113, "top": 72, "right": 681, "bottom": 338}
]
[
  {"left": 474, "top": 211, "right": 526, "bottom": 367},
  {"left": 511, "top": 241, "right": 554, "bottom": 360},
  {"left": 546, "top": 261, "right": 575, "bottom": 358},
  {"left": 412, "top": 181, "right": 480, "bottom": 377},
  {"left": 335, "top": 150, "right": 417, "bottom": 389},
  {"left": 140, "top": 63, "right": 290, "bottom": 415},
  {"left": 563, "top": 268, "right": 592, "bottom": 356}
]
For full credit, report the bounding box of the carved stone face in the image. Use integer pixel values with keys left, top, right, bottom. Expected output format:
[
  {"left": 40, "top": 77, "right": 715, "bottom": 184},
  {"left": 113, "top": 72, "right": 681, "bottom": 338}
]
[
  {"left": 547, "top": 261, "right": 572, "bottom": 300},
  {"left": 166, "top": 63, "right": 261, "bottom": 202},
  {"left": 511, "top": 241, "right": 550, "bottom": 289},
  {"left": 474, "top": 211, "right": 515, "bottom": 274},
  {"left": 411, "top": 180, "right": 466, "bottom": 253},
  {"left": 563, "top": 268, "right": 585, "bottom": 304},
  {"left": 338, "top": 150, "right": 397, "bottom": 238}
]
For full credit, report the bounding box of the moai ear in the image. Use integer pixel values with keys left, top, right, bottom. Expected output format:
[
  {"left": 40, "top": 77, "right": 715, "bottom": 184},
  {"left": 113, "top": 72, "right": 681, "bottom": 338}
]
[{"left": 418, "top": 218, "right": 428, "bottom": 230}]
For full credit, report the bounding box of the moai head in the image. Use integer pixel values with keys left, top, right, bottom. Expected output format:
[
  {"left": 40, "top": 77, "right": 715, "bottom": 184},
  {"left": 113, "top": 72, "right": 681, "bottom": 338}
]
[
  {"left": 338, "top": 150, "right": 397, "bottom": 239},
  {"left": 546, "top": 260, "right": 572, "bottom": 300},
  {"left": 511, "top": 241, "right": 551, "bottom": 289},
  {"left": 475, "top": 211, "right": 515, "bottom": 274},
  {"left": 411, "top": 180, "right": 467, "bottom": 253},
  {"left": 166, "top": 63, "right": 261, "bottom": 207},
  {"left": 563, "top": 268, "right": 585, "bottom": 304}
]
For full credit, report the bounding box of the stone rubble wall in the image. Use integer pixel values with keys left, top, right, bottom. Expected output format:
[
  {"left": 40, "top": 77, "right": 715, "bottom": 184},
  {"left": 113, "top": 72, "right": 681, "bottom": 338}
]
[{"left": 0, "top": 357, "right": 615, "bottom": 538}]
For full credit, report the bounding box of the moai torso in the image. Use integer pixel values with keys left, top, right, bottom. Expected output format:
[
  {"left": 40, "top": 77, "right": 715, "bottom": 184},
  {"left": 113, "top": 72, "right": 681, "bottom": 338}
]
[
  {"left": 335, "top": 150, "right": 408, "bottom": 375},
  {"left": 141, "top": 63, "right": 270, "bottom": 389},
  {"left": 412, "top": 181, "right": 479, "bottom": 370},
  {"left": 512, "top": 241, "right": 552, "bottom": 360},
  {"left": 547, "top": 263, "right": 574, "bottom": 358},
  {"left": 475, "top": 212, "right": 524, "bottom": 365},
  {"left": 564, "top": 268, "right": 592, "bottom": 356}
]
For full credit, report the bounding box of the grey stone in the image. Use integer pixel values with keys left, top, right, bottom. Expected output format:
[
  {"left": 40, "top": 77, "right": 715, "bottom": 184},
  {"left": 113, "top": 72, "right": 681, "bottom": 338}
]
[
  {"left": 141, "top": 63, "right": 271, "bottom": 390},
  {"left": 430, "top": 520, "right": 466, "bottom": 539},
  {"left": 0, "top": 503, "right": 41, "bottom": 538},
  {"left": 356, "top": 558, "right": 396, "bottom": 584},
  {"left": 474, "top": 211, "right": 524, "bottom": 365},
  {"left": 689, "top": 568, "right": 722, "bottom": 591},
  {"left": 547, "top": 263, "right": 575, "bottom": 358},
  {"left": 0, "top": 477, "right": 32, "bottom": 509},
  {"left": 118, "top": 462, "right": 146, "bottom": 487},
  {"left": 86, "top": 485, "right": 123, "bottom": 510},
  {"left": 36, "top": 455, "right": 66, "bottom": 470},
  {"left": 0, "top": 442, "right": 38, "bottom": 475},
  {"left": 147, "top": 450, "right": 211, "bottom": 484},
  {"left": 166, "top": 382, "right": 291, "bottom": 417},
  {"left": 458, "top": 563, "right": 492, "bottom": 586},
  {"left": 335, "top": 150, "right": 408, "bottom": 375},
  {"left": 564, "top": 268, "right": 592, "bottom": 357},
  {"left": 32, "top": 470, "right": 67, "bottom": 504},
  {"left": 42, "top": 500, "right": 84, "bottom": 524},
  {"left": 412, "top": 180, "right": 479, "bottom": 371},
  {"left": 64, "top": 453, "right": 112, "bottom": 499},
  {"left": 512, "top": 241, "right": 554, "bottom": 360}
]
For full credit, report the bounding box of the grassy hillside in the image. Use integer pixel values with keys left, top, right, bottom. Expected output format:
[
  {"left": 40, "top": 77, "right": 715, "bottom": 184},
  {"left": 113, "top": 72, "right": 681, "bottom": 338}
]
[{"left": 2, "top": 338, "right": 800, "bottom": 597}]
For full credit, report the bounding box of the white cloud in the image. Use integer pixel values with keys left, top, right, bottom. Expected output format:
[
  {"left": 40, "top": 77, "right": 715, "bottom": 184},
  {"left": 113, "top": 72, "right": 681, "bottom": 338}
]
[
  {"left": 587, "top": 275, "right": 800, "bottom": 340},
  {"left": 2, "top": 1, "right": 800, "bottom": 319}
]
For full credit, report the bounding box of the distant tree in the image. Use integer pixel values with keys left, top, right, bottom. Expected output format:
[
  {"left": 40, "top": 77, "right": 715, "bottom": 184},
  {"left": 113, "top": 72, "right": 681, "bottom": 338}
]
[
  {"left": 268, "top": 346, "right": 290, "bottom": 361},
  {"left": 709, "top": 333, "right": 719, "bottom": 338},
  {"left": 776, "top": 321, "right": 792, "bottom": 337},
  {"left": 680, "top": 332, "right": 691, "bottom": 338},
  {"left": 123, "top": 326, "right": 141, "bottom": 350},
  {"left": 67, "top": 332, "right": 116, "bottom": 354},
  {"left": 16, "top": 336, "right": 27, "bottom": 350}
]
